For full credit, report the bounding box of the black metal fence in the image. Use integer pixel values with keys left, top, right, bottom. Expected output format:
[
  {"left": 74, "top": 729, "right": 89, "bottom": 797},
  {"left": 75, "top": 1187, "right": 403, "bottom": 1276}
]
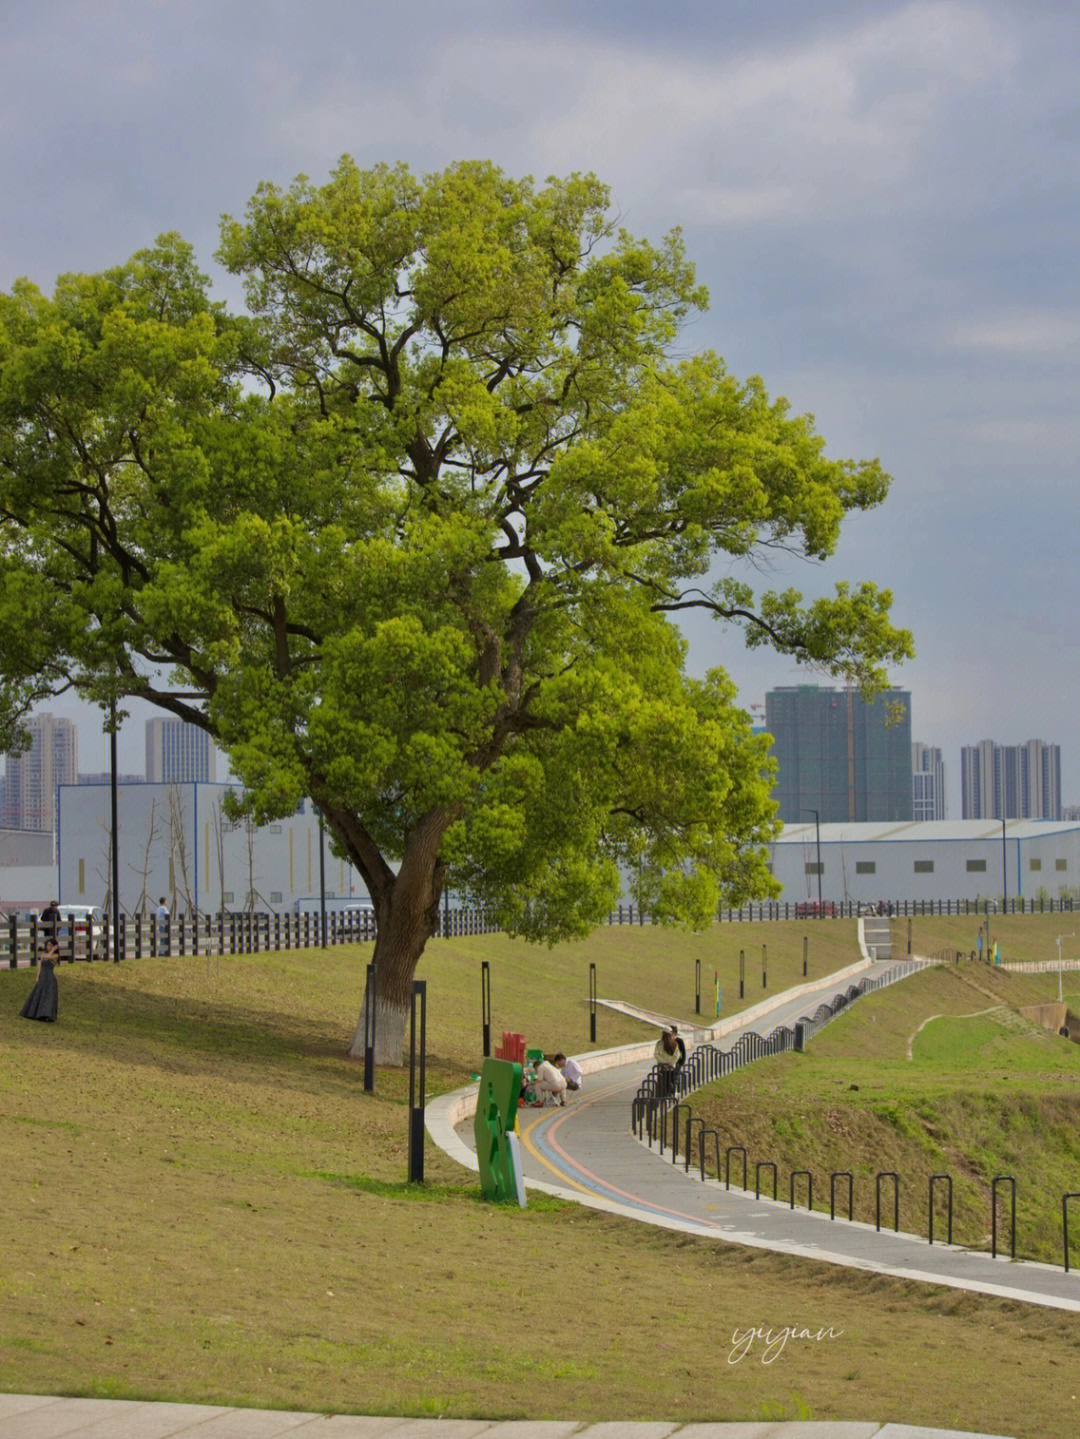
[
  {"left": 3, "top": 905, "right": 499, "bottom": 968},
  {"left": 609, "top": 896, "right": 1080, "bottom": 925}
]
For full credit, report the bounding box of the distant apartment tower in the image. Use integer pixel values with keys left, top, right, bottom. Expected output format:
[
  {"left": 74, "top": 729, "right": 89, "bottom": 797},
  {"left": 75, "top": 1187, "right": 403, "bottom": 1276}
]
[
  {"left": 0, "top": 712, "right": 78, "bottom": 832},
  {"left": 765, "top": 685, "right": 913, "bottom": 824},
  {"left": 145, "top": 718, "right": 216, "bottom": 785},
  {"left": 960, "top": 740, "right": 1061, "bottom": 820},
  {"left": 912, "top": 743, "right": 947, "bottom": 821}
]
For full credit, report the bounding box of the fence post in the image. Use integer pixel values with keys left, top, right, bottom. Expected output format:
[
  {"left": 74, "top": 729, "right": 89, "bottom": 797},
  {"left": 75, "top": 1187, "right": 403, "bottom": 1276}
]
[
  {"left": 830, "top": 1171, "right": 853, "bottom": 1221},
  {"left": 992, "top": 1176, "right": 1016, "bottom": 1259},
  {"left": 876, "top": 1171, "right": 900, "bottom": 1232},
  {"left": 755, "top": 1160, "right": 777, "bottom": 1200},
  {"left": 1064, "top": 1193, "right": 1080, "bottom": 1272},
  {"left": 929, "top": 1174, "right": 952, "bottom": 1246},
  {"left": 725, "top": 1145, "right": 748, "bottom": 1191},
  {"left": 790, "top": 1170, "right": 813, "bottom": 1212}
]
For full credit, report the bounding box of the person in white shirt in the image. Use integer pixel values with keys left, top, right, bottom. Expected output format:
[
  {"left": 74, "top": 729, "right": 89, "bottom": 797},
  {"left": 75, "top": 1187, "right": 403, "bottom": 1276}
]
[
  {"left": 532, "top": 1056, "right": 567, "bottom": 1106},
  {"left": 554, "top": 1053, "right": 583, "bottom": 1092}
]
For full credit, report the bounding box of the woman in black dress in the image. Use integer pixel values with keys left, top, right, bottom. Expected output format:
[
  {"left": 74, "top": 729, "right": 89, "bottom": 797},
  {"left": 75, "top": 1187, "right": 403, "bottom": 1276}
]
[{"left": 21, "top": 938, "right": 59, "bottom": 1022}]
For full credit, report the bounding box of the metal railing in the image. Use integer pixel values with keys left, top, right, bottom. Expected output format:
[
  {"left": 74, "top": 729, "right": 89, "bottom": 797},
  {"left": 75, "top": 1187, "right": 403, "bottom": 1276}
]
[
  {"left": 3, "top": 905, "right": 498, "bottom": 967},
  {"left": 607, "top": 895, "right": 1080, "bottom": 925}
]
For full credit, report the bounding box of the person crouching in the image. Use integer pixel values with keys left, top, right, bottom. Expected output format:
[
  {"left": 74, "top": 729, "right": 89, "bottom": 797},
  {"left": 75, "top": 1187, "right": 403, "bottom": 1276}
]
[{"left": 533, "top": 1054, "right": 568, "bottom": 1106}]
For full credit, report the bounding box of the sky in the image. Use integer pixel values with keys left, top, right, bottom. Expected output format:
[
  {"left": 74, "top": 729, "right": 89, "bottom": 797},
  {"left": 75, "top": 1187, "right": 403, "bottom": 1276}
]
[{"left": 1, "top": 0, "right": 1078, "bottom": 812}]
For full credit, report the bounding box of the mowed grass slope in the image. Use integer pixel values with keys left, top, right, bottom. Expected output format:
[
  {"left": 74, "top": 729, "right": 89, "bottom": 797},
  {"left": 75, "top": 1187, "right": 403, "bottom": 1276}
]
[
  {"left": 0, "top": 923, "right": 1078, "bottom": 1435},
  {"left": 692, "top": 956, "right": 1080, "bottom": 1262}
]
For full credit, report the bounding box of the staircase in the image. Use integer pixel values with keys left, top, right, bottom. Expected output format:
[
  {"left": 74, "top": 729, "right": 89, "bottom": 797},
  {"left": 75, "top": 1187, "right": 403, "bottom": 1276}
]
[{"left": 861, "top": 914, "right": 892, "bottom": 961}]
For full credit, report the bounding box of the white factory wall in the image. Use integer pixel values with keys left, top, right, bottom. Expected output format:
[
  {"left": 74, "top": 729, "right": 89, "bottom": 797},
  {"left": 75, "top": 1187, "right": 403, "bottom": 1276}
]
[{"left": 57, "top": 783, "right": 365, "bottom": 915}]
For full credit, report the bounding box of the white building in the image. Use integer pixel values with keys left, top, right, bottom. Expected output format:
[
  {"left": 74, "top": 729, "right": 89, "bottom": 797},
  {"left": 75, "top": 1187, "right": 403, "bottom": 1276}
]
[
  {"left": 57, "top": 782, "right": 364, "bottom": 915},
  {"left": 912, "top": 743, "right": 947, "bottom": 821},
  {"left": 961, "top": 739, "right": 1062, "bottom": 820},
  {"left": 1, "top": 713, "right": 78, "bottom": 832},
  {"left": 771, "top": 819, "right": 1080, "bottom": 905},
  {"left": 145, "top": 718, "right": 217, "bottom": 784}
]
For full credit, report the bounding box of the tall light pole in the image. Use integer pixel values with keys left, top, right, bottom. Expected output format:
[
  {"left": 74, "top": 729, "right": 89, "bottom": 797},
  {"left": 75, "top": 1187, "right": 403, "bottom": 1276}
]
[
  {"left": 1001, "top": 818, "right": 1008, "bottom": 910},
  {"left": 803, "top": 808, "right": 822, "bottom": 906},
  {"left": 1056, "top": 934, "right": 1073, "bottom": 1004},
  {"left": 109, "top": 697, "right": 121, "bottom": 963}
]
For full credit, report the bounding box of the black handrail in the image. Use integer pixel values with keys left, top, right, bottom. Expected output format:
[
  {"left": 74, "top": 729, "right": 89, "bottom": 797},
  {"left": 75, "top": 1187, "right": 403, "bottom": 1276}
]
[
  {"left": 725, "top": 1145, "right": 748, "bottom": 1192},
  {"left": 992, "top": 1176, "right": 1016, "bottom": 1260},
  {"left": 755, "top": 1160, "right": 778, "bottom": 1200},
  {"left": 702, "top": 1128, "right": 722, "bottom": 1184},
  {"left": 685, "top": 1116, "right": 706, "bottom": 1173},
  {"left": 876, "top": 1171, "right": 900, "bottom": 1232},
  {"left": 830, "top": 1171, "right": 853, "bottom": 1221},
  {"left": 929, "top": 1174, "right": 952, "bottom": 1246},
  {"left": 790, "top": 1169, "right": 813, "bottom": 1211},
  {"left": 671, "top": 1103, "right": 691, "bottom": 1163},
  {"left": 1064, "top": 1192, "right": 1080, "bottom": 1272}
]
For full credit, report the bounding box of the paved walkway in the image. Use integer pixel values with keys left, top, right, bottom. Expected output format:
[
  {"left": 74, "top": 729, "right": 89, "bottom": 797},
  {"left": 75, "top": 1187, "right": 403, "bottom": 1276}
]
[
  {"left": 0, "top": 1393, "right": 1016, "bottom": 1437},
  {"left": 431, "top": 958, "right": 1080, "bottom": 1315}
]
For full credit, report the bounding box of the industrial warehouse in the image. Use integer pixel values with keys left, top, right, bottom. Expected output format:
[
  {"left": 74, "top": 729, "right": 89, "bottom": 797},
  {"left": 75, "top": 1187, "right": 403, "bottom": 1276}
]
[{"left": 771, "top": 818, "right": 1080, "bottom": 907}]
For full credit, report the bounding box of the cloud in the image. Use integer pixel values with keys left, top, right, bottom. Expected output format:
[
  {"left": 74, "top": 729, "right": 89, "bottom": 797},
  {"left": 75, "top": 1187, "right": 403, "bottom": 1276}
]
[{"left": 947, "top": 309, "right": 1080, "bottom": 357}]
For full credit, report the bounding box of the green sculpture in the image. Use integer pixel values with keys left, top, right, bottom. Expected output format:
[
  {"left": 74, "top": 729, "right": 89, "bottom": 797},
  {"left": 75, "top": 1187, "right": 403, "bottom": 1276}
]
[{"left": 474, "top": 1057, "right": 525, "bottom": 1205}]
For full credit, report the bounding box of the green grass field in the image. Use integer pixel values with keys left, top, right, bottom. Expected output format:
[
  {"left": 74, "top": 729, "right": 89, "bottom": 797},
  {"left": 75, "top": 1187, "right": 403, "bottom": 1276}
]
[
  {"left": 690, "top": 937, "right": 1080, "bottom": 1263},
  {"left": 3, "top": 918, "right": 1080, "bottom": 1435}
]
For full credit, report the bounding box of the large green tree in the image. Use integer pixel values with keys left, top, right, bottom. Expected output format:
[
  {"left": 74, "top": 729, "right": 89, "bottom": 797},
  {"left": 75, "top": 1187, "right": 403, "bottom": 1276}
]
[{"left": 0, "top": 160, "right": 911, "bottom": 1060}]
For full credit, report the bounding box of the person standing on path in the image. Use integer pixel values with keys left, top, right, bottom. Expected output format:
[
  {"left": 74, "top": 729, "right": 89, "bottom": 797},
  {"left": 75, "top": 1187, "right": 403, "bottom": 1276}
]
[{"left": 654, "top": 1028, "right": 679, "bottom": 1097}]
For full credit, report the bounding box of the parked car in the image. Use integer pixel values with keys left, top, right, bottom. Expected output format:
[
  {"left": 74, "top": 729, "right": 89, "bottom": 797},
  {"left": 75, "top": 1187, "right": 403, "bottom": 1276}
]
[
  {"left": 55, "top": 904, "right": 105, "bottom": 960},
  {"left": 794, "top": 899, "right": 837, "bottom": 918}
]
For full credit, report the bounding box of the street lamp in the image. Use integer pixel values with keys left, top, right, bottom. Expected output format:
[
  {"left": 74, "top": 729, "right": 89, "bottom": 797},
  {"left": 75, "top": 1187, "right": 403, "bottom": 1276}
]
[
  {"left": 1056, "top": 934, "right": 1073, "bottom": 1004},
  {"left": 1001, "top": 819, "right": 1007, "bottom": 910},
  {"left": 803, "top": 808, "right": 822, "bottom": 907}
]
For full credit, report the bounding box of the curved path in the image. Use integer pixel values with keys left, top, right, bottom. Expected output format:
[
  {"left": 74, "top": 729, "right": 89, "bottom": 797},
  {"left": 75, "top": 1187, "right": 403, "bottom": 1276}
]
[{"left": 429, "top": 958, "right": 1080, "bottom": 1314}]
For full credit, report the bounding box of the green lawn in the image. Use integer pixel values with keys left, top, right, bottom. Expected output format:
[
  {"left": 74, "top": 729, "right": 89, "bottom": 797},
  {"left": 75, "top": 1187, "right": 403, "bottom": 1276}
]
[{"left": 2, "top": 923, "right": 1080, "bottom": 1436}]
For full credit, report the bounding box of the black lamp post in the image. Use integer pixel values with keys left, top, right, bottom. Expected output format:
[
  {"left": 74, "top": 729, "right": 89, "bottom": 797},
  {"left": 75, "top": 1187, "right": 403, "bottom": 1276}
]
[
  {"left": 1001, "top": 818, "right": 1007, "bottom": 910},
  {"left": 109, "top": 697, "right": 121, "bottom": 963},
  {"left": 803, "top": 808, "right": 822, "bottom": 906}
]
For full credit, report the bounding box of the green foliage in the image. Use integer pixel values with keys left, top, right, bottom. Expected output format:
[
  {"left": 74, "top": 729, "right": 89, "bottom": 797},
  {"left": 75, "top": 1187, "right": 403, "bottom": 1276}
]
[{"left": 0, "top": 158, "right": 911, "bottom": 975}]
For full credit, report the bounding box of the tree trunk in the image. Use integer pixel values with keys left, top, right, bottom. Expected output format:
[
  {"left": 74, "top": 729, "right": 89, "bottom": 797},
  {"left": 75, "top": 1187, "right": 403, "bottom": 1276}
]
[
  {"left": 347, "top": 927, "right": 430, "bottom": 1066},
  {"left": 345, "top": 812, "right": 446, "bottom": 1066}
]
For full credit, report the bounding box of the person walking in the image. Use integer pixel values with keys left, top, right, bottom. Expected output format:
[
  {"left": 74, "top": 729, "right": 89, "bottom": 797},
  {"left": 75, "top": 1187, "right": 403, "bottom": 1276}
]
[
  {"left": 654, "top": 1028, "right": 679, "bottom": 1098},
  {"left": 21, "top": 938, "right": 60, "bottom": 1022},
  {"left": 39, "top": 899, "right": 61, "bottom": 954}
]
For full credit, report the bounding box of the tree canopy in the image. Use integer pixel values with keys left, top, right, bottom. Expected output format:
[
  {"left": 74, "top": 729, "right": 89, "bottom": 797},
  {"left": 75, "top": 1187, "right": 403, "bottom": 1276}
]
[{"left": 0, "top": 159, "right": 912, "bottom": 1058}]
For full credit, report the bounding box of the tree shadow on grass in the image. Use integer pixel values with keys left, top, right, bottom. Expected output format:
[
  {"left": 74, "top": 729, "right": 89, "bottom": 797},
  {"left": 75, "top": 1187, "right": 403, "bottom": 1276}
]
[{"left": 8, "top": 968, "right": 363, "bottom": 1099}]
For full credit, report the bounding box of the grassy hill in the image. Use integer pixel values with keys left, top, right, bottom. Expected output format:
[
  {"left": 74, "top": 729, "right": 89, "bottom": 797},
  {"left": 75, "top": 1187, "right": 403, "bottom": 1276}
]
[
  {"left": 2, "top": 922, "right": 1080, "bottom": 1436},
  {"left": 690, "top": 958, "right": 1080, "bottom": 1262}
]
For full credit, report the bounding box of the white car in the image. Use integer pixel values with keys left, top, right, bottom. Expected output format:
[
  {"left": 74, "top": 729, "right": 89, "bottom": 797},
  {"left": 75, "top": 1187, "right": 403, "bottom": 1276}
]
[{"left": 55, "top": 905, "right": 105, "bottom": 960}]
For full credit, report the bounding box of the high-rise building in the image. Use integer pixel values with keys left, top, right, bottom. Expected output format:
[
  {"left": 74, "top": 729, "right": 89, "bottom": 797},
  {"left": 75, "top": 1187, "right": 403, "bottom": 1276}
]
[
  {"left": 960, "top": 740, "right": 1061, "bottom": 820},
  {"left": 764, "top": 685, "right": 913, "bottom": 824},
  {"left": 912, "top": 743, "right": 947, "bottom": 821},
  {"left": 0, "top": 712, "right": 78, "bottom": 832},
  {"left": 145, "top": 718, "right": 217, "bottom": 785}
]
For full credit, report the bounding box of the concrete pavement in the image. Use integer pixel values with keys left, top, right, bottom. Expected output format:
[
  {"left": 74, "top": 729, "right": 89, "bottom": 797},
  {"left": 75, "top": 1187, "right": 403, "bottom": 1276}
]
[{"left": 0, "top": 1393, "right": 1018, "bottom": 1438}]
